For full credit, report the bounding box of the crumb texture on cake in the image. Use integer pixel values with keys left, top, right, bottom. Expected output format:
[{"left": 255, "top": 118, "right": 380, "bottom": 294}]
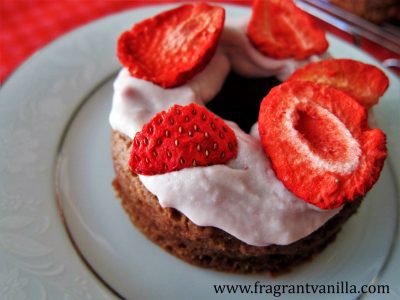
[{"left": 112, "top": 130, "right": 361, "bottom": 273}]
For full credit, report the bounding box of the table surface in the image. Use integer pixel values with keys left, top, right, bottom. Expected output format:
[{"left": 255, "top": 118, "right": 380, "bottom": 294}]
[{"left": 0, "top": 0, "right": 398, "bottom": 84}]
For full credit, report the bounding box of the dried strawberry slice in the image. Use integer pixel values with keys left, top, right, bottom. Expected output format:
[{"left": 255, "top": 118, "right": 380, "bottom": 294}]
[
  {"left": 258, "top": 81, "right": 387, "bottom": 209},
  {"left": 117, "top": 3, "right": 225, "bottom": 88},
  {"left": 247, "top": 0, "right": 328, "bottom": 60},
  {"left": 288, "top": 59, "right": 389, "bottom": 108},
  {"left": 130, "top": 103, "right": 238, "bottom": 175}
]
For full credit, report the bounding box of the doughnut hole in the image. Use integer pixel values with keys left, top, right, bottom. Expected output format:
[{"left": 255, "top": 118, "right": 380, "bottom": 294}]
[{"left": 206, "top": 71, "right": 280, "bottom": 132}]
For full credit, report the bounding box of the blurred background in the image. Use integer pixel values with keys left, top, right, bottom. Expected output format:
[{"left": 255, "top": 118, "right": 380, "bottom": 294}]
[
  {"left": 298, "top": 0, "right": 400, "bottom": 72},
  {"left": 0, "top": 0, "right": 399, "bottom": 83}
]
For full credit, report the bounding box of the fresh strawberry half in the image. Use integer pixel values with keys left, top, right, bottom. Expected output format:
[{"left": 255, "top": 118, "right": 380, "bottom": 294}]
[
  {"left": 247, "top": 0, "right": 328, "bottom": 60},
  {"left": 117, "top": 3, "right": 225, "bottom": 88},
  {"left": 288, "top": 59, "right": 389, "bottom": 108},
  {"left": 258, "top": 81, "right": 387, "bottom": 209},
  {"left": 130, "top": 103, "right": 238, "bottom": 175}
]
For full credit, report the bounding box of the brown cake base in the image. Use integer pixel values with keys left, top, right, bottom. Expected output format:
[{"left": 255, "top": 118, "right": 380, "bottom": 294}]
[{"left": 111, "top": 130, "right": 362, "bottom": 274}]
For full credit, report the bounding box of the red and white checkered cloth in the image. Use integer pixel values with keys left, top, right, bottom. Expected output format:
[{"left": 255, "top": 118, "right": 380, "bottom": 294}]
[
  {"left": 0, "top": 0, "right": 251, "bottom": 83},
  {"left": 0, "top": 0, "right": 396, "bottom": 83}
]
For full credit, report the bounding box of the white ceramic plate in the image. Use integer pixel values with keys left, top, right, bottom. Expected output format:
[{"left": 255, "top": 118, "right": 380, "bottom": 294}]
[{"left": 1, "top": 4, "right": 399, "bottom": 300}]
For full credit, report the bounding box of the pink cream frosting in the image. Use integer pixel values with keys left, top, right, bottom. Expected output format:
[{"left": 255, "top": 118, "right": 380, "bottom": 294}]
[{"left": 109, "top": 18, "right": 341, "bottom": 246}]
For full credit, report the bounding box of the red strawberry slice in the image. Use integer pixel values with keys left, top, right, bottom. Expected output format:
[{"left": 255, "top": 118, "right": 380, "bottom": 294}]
[
  {"left": 247, "top": 0, "right": 328, "bottom": 60},
  {"left": 258, "top": 81, "right": 387, "bottom": 209},
  {"left": 288, "top": 59, "right": 389, "bottom": 108},
  {"left": 117, "top": 3, "right": 225, "bottom": 88},
  {"left": 130, "top": 103, "right": 238, "bottom": 175}
]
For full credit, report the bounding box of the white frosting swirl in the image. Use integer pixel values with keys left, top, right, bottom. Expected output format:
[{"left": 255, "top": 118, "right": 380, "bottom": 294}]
[{"left": 109, "top": 18, "right": 340, "bottom": 246}]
